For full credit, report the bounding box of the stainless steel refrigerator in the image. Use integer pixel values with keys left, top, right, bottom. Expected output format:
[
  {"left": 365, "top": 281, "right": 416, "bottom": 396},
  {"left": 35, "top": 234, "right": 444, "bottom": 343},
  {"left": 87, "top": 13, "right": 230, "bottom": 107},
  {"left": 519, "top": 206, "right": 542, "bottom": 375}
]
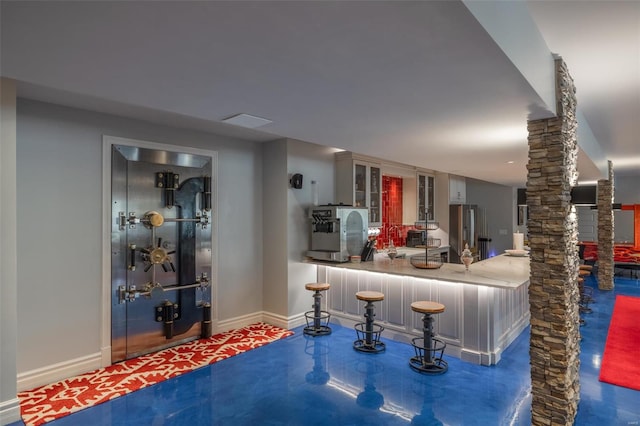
[{"left": 449, "top": 204, "right": 478, "bottom": 263}]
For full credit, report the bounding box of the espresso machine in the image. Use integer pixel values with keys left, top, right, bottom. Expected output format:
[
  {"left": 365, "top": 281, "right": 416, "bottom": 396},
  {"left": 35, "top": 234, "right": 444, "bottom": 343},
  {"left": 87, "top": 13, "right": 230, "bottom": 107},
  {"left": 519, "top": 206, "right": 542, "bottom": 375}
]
[{"left": 307, "top": 205, "right": 368, "bottom": 262}]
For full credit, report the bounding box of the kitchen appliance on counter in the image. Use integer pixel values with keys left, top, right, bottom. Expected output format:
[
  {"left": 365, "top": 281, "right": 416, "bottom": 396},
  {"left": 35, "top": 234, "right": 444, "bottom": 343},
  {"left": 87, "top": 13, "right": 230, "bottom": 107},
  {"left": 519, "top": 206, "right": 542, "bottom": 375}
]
[
  {"left": 449, "top": 204, "right": 478, "bottom": 263},
  {"left": 406, "top": 229, "right": 426, "bottom": 247},
  {"left": 307, "top": 205, "right": 368, "bottom": 262}
]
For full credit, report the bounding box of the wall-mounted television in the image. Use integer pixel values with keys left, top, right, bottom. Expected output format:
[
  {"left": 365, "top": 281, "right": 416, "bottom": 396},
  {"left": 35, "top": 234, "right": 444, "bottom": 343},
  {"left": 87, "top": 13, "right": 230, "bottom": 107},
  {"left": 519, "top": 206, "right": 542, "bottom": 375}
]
[{"left": 571, "top": 185, "right": 597, "bottom": 206}]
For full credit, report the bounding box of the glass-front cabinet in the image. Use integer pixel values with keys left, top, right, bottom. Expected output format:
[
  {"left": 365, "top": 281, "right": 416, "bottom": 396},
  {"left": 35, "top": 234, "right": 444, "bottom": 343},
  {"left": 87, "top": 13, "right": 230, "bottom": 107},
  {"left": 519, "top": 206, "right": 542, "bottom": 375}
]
[
  {"left": 337, "top": 152, "right": 438, "bottom": 228},
  {"left": 449, "top": 174, "right": 466, "bottom": 204},
  {"left": 354, "top": 163, "right": 366, "bottom": 208},
  {"left": 336, "top": 152, "right": 382, "bottom": 226},
  {"left": 369, "top": 165, "right": 381, "bottom": 224},
  {"left": 418, "top": 173, "right": 435, "bottom": 221}
]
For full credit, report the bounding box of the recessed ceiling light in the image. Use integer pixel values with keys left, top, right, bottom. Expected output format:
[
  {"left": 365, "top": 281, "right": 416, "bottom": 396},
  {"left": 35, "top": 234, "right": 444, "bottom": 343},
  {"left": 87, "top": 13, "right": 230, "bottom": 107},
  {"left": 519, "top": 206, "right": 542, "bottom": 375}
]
[
  {"left": 221, "top": 113, "right": 272, "bottom": 129},
  {"left": 506, "top": 161, "right": 515, "bottom": 164}
]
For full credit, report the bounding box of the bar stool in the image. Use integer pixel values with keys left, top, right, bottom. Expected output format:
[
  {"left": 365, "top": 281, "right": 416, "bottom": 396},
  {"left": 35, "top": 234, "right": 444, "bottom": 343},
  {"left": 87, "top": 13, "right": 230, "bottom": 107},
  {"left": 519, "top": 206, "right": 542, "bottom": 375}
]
[
  {"left": 409, "top": 301, "right": 448, "bottom": 374},
  {"left": 353, "top": 291, "right": 386, "bottom": 353},
  {"left": 578, "top": 276, "right": 587, "bottom": 326},
  {"left": 579, "top": 267, "right": 595, "bottom": 308},
  {"left": 303, "top": 283, "right": 332, "bottom": 336}
]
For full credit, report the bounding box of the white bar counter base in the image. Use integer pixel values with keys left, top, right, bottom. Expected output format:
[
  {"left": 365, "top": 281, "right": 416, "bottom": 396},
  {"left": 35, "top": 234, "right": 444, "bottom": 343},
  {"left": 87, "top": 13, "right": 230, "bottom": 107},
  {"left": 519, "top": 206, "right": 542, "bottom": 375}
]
[{"left": 315, "top": 252, "right": 530, "bottom": 366}]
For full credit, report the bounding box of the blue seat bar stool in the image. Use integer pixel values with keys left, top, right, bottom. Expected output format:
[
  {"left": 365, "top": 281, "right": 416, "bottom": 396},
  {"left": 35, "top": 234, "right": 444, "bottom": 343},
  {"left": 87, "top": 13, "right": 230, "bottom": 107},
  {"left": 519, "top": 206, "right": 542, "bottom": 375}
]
[
  {"left": 303, "top": 283, "right": 332, "bottom": 336},
  {"left": 353, "top": 291, "right": 386, "bottom": 353},
  {"left": 409, "top": 301, "right": 448, "bottom": 374}
]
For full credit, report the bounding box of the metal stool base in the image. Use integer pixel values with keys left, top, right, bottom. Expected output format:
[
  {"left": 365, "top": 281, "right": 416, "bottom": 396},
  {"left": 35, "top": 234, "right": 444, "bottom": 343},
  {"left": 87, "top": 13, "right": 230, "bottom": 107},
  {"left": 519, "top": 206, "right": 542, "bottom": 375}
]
[
  {"left": 409, "top": 337, "right": 448, "bottom": 375},
  {"left": 409, "top": 357, "right": 448, "bottom": 374},
  {"left": 303, "top": 310, "right": 332, "bottom": 337},
  {"left": 303, "top": 326, "right": 332, "bottom": 337},
  {"left": 353, "top": 322, "right": 385, "bottom": 353}
]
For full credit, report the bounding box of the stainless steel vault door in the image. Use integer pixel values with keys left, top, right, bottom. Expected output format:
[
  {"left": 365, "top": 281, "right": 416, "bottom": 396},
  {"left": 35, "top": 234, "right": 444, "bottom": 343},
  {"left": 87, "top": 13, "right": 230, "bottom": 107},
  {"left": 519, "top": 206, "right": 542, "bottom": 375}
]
[{"left": 111, "top": 145, "right": 213, "bottom": 363}]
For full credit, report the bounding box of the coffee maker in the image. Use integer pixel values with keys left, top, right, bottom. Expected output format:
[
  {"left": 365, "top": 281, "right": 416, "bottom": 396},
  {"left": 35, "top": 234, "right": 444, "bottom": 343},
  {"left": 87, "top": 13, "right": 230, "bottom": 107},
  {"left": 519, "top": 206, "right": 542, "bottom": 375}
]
[{"left": 307, "top": 205, "right": 368, "bottom": 262}]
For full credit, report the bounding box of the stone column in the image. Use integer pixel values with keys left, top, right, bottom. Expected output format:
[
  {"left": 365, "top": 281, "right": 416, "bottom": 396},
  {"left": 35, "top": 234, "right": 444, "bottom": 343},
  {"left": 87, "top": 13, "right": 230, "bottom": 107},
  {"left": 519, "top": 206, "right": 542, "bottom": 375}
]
[
  {"left": 527, "top": 59, "right": 580, "bottom": 426},
  {"left": 597, "top": 161, "right": 614, "bottom": 290}
]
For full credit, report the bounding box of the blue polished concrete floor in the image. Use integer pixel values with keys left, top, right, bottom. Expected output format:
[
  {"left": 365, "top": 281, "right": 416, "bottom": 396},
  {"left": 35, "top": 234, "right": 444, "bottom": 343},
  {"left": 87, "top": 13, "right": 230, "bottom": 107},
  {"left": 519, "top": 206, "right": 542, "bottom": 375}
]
[{"left": 10, "top": 275, "right": 640, "bottom": 425}]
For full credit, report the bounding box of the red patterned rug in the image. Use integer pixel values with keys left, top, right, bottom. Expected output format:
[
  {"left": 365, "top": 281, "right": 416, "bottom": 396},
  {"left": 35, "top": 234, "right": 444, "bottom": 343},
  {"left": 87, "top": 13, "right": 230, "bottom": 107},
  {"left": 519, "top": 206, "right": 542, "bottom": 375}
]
[{"left": 18, "top": 323, "right": 293, "bottom": 426}]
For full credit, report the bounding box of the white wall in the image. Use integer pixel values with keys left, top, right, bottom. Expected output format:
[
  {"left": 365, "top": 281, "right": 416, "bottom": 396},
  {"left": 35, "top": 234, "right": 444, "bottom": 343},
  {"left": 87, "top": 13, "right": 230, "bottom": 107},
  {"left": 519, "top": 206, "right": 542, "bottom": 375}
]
[
  {"left": 615, "top": 176, "right": 640, "bottom": 204},
  {"left": 261, "top": 138, "right": 337, "bottom": 323},
  {"left": 576, "top": 206, "right": 597, "bottom": 242},
  {"left": 466, "top": 177, "right": 514, "bottom": 257},
  {"left": 575, "top": 176, "right": 638, "bottom": 243},
  {"left": 15, "top": 99, "right": 265, "bottom": 375},
  {"left": 0, "top": 78, "right": 20, "bottom": 424},
  {"left": 614, "top": 175, "right": 639, "bottom": 243},
  {"left": 9, "top": 99, "right": 339, "bottom": 404},
  {"left": 286, "top": 140, "right": 336, "bottom": 318},
  {"left": 262, "top": 140, "right": 288, "bottom": 318}
]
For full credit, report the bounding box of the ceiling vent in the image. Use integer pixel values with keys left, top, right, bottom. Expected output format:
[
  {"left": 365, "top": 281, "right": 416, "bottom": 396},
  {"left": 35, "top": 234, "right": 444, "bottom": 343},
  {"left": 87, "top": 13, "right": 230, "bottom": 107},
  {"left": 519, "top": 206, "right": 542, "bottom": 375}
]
[{"left": 221, "top": 113, "right": 272, "bottom": 129}]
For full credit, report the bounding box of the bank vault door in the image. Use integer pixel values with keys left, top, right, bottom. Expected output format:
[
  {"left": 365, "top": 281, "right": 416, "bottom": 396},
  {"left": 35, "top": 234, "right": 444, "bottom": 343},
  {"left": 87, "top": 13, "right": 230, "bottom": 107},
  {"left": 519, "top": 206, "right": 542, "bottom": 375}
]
[{"left": 111, "top": 145, "right": 213, "bottom": 363}]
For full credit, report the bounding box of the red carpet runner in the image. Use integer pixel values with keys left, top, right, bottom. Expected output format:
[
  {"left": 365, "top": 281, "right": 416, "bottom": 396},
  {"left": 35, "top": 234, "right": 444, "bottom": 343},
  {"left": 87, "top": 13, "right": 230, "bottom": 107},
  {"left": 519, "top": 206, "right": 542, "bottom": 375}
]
[
  {"left": 18, "top": 323, "right": 294, "bottom": 426},
  {"left": 599, "top": 295, "right": 640, "bottom": 391}
]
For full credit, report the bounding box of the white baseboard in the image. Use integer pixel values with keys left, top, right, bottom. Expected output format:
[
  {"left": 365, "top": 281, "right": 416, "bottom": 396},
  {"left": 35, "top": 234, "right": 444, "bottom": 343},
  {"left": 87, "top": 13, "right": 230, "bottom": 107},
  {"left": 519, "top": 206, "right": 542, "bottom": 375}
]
[
  {"left": 288, "top": 312, "right": 306, "bottom": 330},
  {"left": 260, "top": 311, "right": 291, "bottom": 330},
  {"left": 216, "top": 311, "right": 265, "bottom": 333},
  {"left": 0, "top": 398, "right": 21, "bottom": 426},
  {"left": 100, "top": 345, "right": 112, "bottom": 368},
  {"left": 17, "top": 352, "right": 102, "bottom": 392},
  {"left": 266, "top": 311, "right": 306, "bottom": 330},
  {"left": 216, "top": 311, "right": 307, "bottom": 333}
]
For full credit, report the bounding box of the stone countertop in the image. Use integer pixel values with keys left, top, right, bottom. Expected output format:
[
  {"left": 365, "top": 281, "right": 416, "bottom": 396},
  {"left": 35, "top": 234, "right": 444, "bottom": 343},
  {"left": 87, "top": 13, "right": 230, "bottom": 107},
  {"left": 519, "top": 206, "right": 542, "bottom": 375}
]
[
  {"left": 312, "top": 252, "right": 530, "bottom": 290},
  {"left": 382, "top": 246, "right": 449, "bottom": 258}
]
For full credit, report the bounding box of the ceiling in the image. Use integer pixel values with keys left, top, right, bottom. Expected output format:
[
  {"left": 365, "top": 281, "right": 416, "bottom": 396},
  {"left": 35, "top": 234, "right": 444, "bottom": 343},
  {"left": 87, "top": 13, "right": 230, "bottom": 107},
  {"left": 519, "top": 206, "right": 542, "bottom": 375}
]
[{"left": 2, "top": 1, "right": 638, "bottom": 187}]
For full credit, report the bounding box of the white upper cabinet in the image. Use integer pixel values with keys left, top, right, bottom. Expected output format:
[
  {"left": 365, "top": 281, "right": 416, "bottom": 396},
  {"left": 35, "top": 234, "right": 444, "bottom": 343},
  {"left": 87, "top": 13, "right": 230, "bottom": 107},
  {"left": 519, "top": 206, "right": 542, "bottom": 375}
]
[
  {"left": 449, "top": 174, "right": 466, "bottom": 204},
  {"left": 417, "top": 172, "right": 435, "bottom": 221},
  {"left": 336, "top": 153, "right": 439, "bottom": 227},
  {"left": 335, "top": 152, "right": 382, "bottom": 226}
]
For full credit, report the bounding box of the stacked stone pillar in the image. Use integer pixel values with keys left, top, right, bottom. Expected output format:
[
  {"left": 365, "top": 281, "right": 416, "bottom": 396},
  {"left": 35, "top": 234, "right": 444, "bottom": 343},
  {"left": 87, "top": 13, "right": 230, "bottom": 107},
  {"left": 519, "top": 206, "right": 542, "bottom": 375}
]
[
  {"left": 527, "top": 59, "right": 580, "bottom": 425},
  {"left": 597, "top": 161, "right": 614, "bottom": 290}
]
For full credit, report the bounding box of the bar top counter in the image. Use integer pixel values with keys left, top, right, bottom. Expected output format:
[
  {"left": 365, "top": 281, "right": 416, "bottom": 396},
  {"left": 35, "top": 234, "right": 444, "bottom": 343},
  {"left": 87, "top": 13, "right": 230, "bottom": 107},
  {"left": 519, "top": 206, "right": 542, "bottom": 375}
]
[{"left": 312, "top": 249, "right": 530, "bottom": 290}]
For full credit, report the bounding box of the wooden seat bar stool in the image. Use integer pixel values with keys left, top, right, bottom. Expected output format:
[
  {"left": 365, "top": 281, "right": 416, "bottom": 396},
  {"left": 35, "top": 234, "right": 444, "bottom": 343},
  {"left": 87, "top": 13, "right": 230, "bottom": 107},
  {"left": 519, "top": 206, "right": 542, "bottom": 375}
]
[
  {"left": 303, "top": 283, "right": 332, "bottom": 337},
  {"left": 409, "top": 301, "right": 448, "bottom": 374},
  {"left": 353, "top": 291, "right": 386, "bottom": 353}
]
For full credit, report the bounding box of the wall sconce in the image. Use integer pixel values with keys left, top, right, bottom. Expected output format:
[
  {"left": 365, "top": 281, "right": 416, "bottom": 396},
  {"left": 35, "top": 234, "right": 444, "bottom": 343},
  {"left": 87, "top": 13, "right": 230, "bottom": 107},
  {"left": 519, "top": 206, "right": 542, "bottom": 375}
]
[{"left": 290, "top": 173, "right": 303, "bottom": 189}]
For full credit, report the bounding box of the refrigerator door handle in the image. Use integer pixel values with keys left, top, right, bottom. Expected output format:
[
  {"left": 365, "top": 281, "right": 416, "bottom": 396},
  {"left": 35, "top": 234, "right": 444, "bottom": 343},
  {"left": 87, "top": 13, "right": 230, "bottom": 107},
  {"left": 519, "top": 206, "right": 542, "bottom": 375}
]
[
  {"left": 457, "top": 206, "right": 464, "bottom": 255},
  {"left": 469, "top": 209, "right": 475, "bottom": 248}
]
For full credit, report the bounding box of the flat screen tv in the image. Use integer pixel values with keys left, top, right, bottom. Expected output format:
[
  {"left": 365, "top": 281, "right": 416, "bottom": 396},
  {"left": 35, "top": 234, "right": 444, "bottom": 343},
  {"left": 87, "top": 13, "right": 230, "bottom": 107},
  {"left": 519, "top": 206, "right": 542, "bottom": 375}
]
[{"left": 571, "top": 185, "right": 597, "bottom": 205}]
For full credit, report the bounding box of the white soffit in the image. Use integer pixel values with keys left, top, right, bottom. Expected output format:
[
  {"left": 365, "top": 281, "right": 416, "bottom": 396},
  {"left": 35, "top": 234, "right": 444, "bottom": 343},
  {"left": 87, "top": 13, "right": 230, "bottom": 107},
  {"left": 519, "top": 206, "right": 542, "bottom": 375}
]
[{"left": 462, "top": 0, "right": 555, "bottom": 116}]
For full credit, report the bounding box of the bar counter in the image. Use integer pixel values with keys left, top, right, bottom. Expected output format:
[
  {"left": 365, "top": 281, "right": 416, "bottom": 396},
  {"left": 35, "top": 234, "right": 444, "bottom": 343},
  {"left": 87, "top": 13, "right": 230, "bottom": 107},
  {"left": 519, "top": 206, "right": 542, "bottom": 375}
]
[
  {"left": 316, "top": 250, "right": 530, "bottom": 289},
  {"left": 314, "top": 252, "right": 530, "bottom": 365}
]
